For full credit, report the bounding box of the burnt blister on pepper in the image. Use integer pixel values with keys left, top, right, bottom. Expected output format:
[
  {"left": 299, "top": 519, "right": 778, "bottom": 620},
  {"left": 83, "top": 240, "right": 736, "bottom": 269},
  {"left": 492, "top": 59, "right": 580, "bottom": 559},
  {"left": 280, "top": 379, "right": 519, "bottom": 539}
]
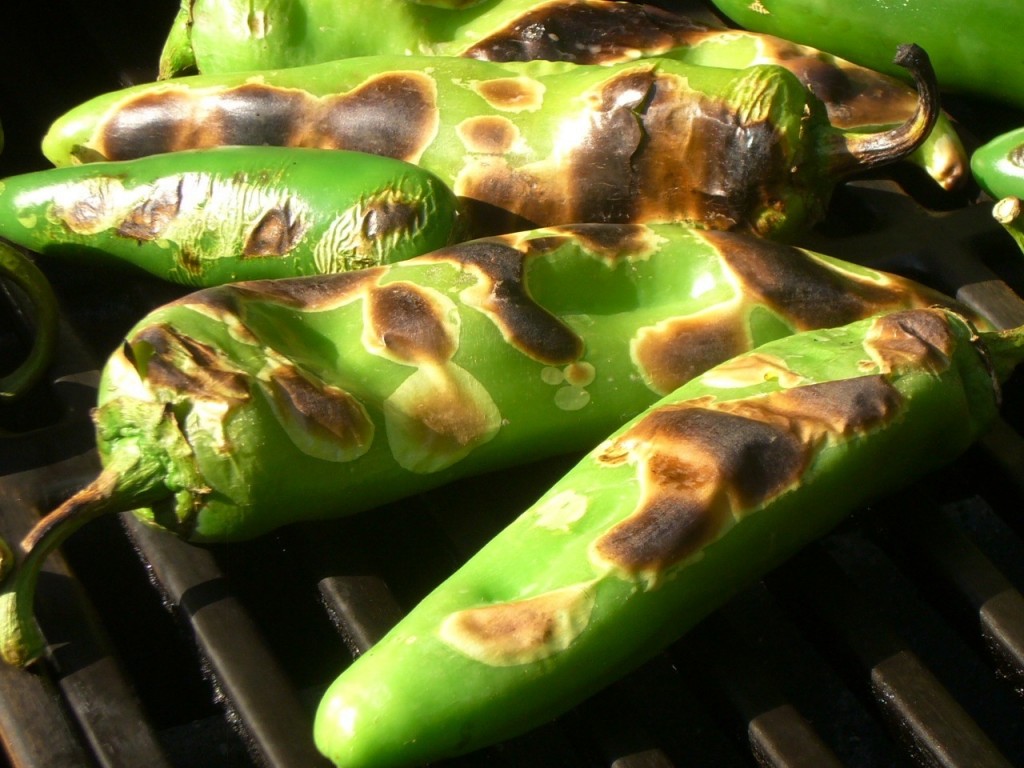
[
  {"left": 0, "top": 221, "right": 975, "bottom": 667},
  {"left": 42, "top": 44, "right": 941, "bottom": 241}
]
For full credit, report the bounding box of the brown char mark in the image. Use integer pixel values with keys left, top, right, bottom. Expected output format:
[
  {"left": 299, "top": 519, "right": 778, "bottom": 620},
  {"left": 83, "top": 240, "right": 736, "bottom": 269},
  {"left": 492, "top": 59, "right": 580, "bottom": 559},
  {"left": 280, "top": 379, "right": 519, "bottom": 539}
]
[
  {"left": 366, "top": 283, "right": 458, "bottom": 365},
  {"left": 700, "top": 229, "right": 921, "bottom": 328},
  {"left": 593, "top": 374, "right": 902, "bottom": 577},
  {"left": 441, "top": 238, "right": 584, "bottom": 364},
  {"left": 632, "top": 306, "right": 752, "bottom": 396},
  {"left": 866, "top": 308, "right": 957, "bottom": 374},
  {"left": 463, "top": 0, "right": 709, "bottom": 64},
  {"left": 633, "top": 81, "right": 785, "bottom": 229},
  {"left": 99, "top": 73, "right": 438, "bottom": 162},
  {"left": 129, "top": 324, "right": 251, "bottom": 403},
  {"left": 266, "top": 366, "right": 374, "bottom": 449}
]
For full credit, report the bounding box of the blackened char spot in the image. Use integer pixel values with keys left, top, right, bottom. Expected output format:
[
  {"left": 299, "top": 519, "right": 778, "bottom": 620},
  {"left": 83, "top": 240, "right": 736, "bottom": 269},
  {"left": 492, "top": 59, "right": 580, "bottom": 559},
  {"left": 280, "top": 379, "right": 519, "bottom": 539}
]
[
  {"left": 368, "top": 282, "right": 456, "bottom": 364},
  {"left": 701, "top": 229, "right": 909, "bottom": 328},
  {"left": 206, "top": 84, "right": 310, "bottom": 147},
  {"left": 315, "top": 73, "right": 438, "bottom": 160},
  {"left": 363, "top": 200, "right": 419, "bottom": 240},
  {"left": 132, "top": 324, "right": 251, "bottom": 402},
  {"left": 244, "top": 205, "right": 303, "bottom": 257},
  {"left": 101, "top": 90, "right": 201, "bottom": 160},
  {"left": 464, "top": 1, "right": 709, "bottom": 63},
  {"left": 117, "top": 179, "right": 183, "bottom": 241},
  {"left": 449, "top": 239, "right": 583, "bottom": 364}
]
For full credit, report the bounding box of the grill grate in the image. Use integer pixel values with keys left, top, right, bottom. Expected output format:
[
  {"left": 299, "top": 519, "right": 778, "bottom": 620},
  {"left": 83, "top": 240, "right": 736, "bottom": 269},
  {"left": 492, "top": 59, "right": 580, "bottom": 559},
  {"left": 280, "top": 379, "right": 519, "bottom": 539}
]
[{"left": 3, "top": 2, "right": 1024, "bottom": 767}]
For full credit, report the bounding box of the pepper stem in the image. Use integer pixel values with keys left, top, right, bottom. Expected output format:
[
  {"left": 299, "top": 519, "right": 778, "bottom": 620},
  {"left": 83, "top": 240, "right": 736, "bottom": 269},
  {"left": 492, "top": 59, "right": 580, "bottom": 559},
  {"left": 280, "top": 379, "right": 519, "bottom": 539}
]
[
  {"left": 0, "top": 449, "right": 165, "bottom": 667},
  {"left": 0, "top": 241, "right": 59, "bottom": 400},
  {"left": 824, "top": 43, "right": 941, "bottom": 178}
]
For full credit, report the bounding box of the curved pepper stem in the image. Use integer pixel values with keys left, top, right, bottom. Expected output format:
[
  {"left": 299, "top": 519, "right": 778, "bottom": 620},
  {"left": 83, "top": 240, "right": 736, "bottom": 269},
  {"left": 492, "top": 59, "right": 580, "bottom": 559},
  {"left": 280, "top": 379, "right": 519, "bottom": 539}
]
[
  {"left": 0, "top": 241, "right": 59, "bottom": 400},
  {"left": 824, "top": 43, "right": 941, "bottom": 178},
  {"left": 0, "top": 448, "right": 168, "bottom": 667}
]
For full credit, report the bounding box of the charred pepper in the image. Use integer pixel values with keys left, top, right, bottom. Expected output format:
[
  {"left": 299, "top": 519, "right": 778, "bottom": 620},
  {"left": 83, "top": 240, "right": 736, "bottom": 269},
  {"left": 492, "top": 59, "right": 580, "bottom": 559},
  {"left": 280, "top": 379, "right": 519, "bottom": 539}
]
[
  {"left": 0, "top": 242, "right": 58, "bottom": 401},
  {"left": 0, "top": 222, "right": 967, "bottom": 666},
  {"left": 42, "top": 46, "right": 939, "bottom": 240},
  {"left": 0, "top": 146, "right": 462, "bottom": 287},
  {"left": 709, "top": 0, "right": 1024, "bottom": 110},
  {"left": 314, "top": 306, "right": 1019, "bottom": 768},
  {"left": 157, "top": 0, "right": 966, "bottom": 191}
]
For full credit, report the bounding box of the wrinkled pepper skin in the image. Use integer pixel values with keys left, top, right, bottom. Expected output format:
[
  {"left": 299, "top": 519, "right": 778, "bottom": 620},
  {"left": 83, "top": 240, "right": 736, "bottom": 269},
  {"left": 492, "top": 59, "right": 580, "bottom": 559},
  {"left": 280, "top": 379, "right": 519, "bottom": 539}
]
[
  {"left": 709, "top": 0, "right": 1024, "bottom": 110},
  {"left": 158, "top": 0, "right": 966, "bottom": 191},
  {"left": 970, "top": 126, "right": 1024, "bottom": 202},
  {"left": 313, "top": 307, "right": 1014, "bottom": 768},
  {"left": 43, "top": 47, "right": 939, "bottom": 240},
  {"left": 0, "top": 222, "right": 966, "bottom": 666},
  {"left": 0, "top": 242, "right": 58, "bottom": 400},
  {"left": 0, "top": 146, "right": 462, "bottom": 287}
]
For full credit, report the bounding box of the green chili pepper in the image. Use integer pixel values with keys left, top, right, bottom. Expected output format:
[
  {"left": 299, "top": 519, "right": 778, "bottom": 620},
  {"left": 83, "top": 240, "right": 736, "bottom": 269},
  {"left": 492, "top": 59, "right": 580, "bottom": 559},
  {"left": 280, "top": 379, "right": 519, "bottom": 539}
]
[
  {"left": 0, "top": 241, "right": 59, "bottom": 401},
  {"left": 0, "top": 221, "right": 968, "bottom": 667},
  {"left": 156, "top": 0, "right": 966, "bottom": 192},
  {"left": 42, "top": 45, "right": 939, "bottom": 240},
  {"left": 970, "top": 125, "right": 1024, "bottom": 201},
  {"left": 313, "top": 306, "right": 1018, "bottom": 768},
  {"left": 0, "top": 146, "right": 462, "bottom": 287},
  {"left": 708, "top": 0, "right": 1024, "bottom": 110}
]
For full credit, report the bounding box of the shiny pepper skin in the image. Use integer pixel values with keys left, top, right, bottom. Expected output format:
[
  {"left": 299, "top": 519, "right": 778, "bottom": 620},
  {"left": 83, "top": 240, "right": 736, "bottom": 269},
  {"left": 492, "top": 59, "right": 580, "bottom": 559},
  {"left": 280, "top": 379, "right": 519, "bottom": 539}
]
[
  {"left": 0, "top": 221, "right": 968, "bottom": 667},
  {"left": 0, "top": 146, "right": 463, "bottom": 287},
  {"left": 43, "top": 47, "right": 940, "bottom": 240},
  {"left": 314, "top": 307, "right": 1015, "bottom": 768}
]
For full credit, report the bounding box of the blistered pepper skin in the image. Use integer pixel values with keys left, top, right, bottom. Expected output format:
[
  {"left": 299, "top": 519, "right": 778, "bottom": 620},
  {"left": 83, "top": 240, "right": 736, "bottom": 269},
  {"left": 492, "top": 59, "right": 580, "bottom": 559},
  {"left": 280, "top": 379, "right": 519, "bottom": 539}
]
[
  {"left": 709, "top": 0, "right": 1024, "bottom": 110},
  {"left": 42, "top": 49, "right": 939, "bottom": 240},
  {"left": 313, "top": 307, "right": 1009, "bottom": 768},
  {"left": 0, "top": 146, "right": 462, "bottom": 286},
  {"left": 158, "top": 0, "right": 966, "bottom": 191},
  {"left": 0, "top": 222, "right": 968, "bottom": 666}
]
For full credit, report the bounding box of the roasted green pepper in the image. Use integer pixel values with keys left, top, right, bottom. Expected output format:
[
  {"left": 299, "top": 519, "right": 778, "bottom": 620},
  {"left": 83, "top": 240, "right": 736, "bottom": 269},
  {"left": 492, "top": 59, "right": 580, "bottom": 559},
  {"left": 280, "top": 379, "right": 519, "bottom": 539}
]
[
  {"left": 313, "top": 306, "right": 1018, "bottom": 768},
  {"left": 0, "top": 241, "right": 58, "bottom": 401},
  {"left": 0, "top": 146, "right": 462, "bottom": 287},
  {"left": 42, "top": 46, "right": 939, "bottom": 240},
  {"left": 158, "top": 0, "right": 966, "bottom": 191},
  {"left": 708, "top": 0, "right": 1024, "bottom": 110},
  {"left": 0, "top": 221, "right": 966, "bottom": 666}
]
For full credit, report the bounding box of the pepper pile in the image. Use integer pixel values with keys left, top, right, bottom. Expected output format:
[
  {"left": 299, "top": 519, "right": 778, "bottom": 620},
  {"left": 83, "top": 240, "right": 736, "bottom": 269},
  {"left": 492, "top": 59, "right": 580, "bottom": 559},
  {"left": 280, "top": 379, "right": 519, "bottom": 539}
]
[{"left": 1, "top": 3, "right": 1023, "bottom": 768}]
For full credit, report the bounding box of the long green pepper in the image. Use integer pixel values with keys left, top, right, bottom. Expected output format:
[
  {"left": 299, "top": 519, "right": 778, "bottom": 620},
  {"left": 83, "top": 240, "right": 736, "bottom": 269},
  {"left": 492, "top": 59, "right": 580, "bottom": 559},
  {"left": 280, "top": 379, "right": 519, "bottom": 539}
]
[
  {"left": 314, "top": 306, "right": 1020, "bottom": 768},
  {"left": 0, "top": 222, "right": 965, "bottom": 666},
  {"left": 42, "top": 46, "right": 940, "bottom": 240},
  {"left": 0, "top": 146, "right": 462, "bottom": 287},
  {"left": 157, "top": 0, "right": 967, "bottom": 191}
]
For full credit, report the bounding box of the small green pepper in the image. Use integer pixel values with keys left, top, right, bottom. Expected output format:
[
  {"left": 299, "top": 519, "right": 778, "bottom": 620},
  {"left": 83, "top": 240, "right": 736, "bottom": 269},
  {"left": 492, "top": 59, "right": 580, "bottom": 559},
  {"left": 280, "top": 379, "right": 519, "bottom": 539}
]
[
  {"left": 313, "top": 306, "right": 1018, "bottom": 768},
  {"left": 42, "top": 46, "right": 939, "bottom": 240},
  {"left": 0, "top": 146, "right": 462, "bottom": 287},
  {"left": 708, "top": 0, "right": 1024, "bottom": 110},
  {"left": 0, "top": 241, "right": 58, "bottom": 401},
  {"left": 157, "top": 0, "right": 966, "bottom": 192},
  {"left": 0, "top": 221, "right": 966, "bottom": 666},
  {"left": 970, "top": 125, "right": 1024, "bottom": 201}
]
